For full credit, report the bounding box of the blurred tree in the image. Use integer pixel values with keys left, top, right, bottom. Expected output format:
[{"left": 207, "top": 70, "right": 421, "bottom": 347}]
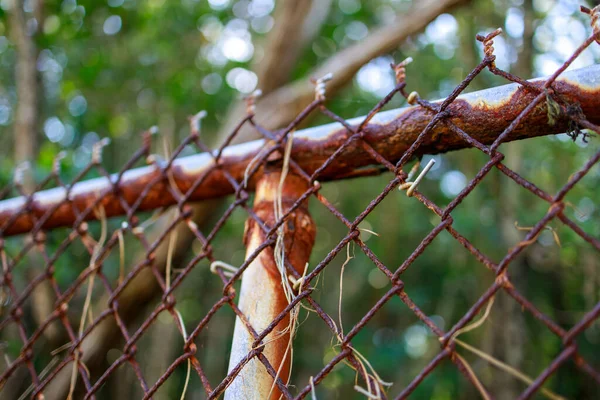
[
  {"left": 9, "top": 0, "right": 40, "bottom": 169},
  {"left": 0, "top": 0, "right": 599, "bottom": 399}
]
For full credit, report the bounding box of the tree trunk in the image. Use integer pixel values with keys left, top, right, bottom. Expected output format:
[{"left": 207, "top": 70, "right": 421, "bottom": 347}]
[{"left": 10, "top": 0, "right": 39, "bottom": 166}]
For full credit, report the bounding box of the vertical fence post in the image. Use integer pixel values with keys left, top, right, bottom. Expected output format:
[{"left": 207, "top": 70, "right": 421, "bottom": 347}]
[{"left": 225, "top": 168, "right": 316, "bottom": 400}]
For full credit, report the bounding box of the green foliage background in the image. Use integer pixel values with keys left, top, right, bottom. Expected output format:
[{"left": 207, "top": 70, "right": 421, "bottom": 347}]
[{"left": 0, "top": 0, "right": 599, "bottom": 399}]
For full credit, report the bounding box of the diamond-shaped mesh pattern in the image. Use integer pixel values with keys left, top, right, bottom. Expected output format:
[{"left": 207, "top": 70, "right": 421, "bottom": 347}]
[{"left": 1, "top": 14, "right": 600, "bottom": 400}]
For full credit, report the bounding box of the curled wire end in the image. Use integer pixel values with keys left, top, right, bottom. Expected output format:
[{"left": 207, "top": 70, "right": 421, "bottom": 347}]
[
  {"left": 92, "top": 137, "right": 111, "bottom": 165},
  {"left": 581, "top": 5, "right": 600, "bottom": 42},
  {"left": 245, "top": 89, "right": 262, "bottom": 114},
  {"left": 313, "top": 72, "right": 334, "bottom": 101},
  {"left": 189, "top": 110, "right": 208, "bottom": 135},
  {"left": 476, "top": 28, "right": 503, "bottom": 66},
  {"left": 406, "top": 91, "right": 419, "bottom": 105},
  {"left": 141, "top": 128, "right": 155, "bottom": 151},
  {"left": 53, "top": 151, "right": 67, "bottom": 175},
  {"left": 391, "top": 57, "right": 413, "bottom": 84},
  {"left": 14, "top": 161, "right": 31, "bottom": 187},
  {"left": 475, "top": 27, "right": 503, "bottom": 43}
]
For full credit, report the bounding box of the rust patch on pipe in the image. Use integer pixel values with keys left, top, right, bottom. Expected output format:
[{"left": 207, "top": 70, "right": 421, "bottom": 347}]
[
  {"left": 1, "top": 65, "right": 599, "bottom": 236},
  {"left": 225, "top": 171, "right": 315, "bottom": 400}
]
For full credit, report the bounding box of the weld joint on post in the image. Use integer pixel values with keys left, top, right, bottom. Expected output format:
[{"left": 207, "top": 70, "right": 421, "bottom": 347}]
[{"left": 476, "top": 28, "right": 503, "bottom": 68}]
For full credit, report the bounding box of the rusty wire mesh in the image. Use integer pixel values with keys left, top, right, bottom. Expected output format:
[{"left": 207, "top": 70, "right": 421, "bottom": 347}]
[{"left": 1, "top": 7, "right": 600, "bottom": 400}]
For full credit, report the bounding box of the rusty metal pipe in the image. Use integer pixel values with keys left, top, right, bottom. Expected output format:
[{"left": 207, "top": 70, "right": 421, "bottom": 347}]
[
  {"left": 1, "top": 65, "right": 600, "bottom": 236},
  {"left": 225, "top": 171, "right": 315, "bottom": 399}
]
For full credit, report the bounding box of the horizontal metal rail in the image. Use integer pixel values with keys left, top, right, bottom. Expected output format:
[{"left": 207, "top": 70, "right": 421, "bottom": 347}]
[{"left": 1, "top": 64, "right": 599, "bottom": 236}]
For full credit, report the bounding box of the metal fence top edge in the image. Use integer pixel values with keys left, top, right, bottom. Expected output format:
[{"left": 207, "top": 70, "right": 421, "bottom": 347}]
[{"left": 0, "top": 64, "right": 598, "bottom": 221}]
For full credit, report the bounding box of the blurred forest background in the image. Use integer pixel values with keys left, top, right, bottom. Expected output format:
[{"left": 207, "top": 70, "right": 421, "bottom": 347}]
[{"left": 1, "top": 0, "right": 600, "bottom": 399}]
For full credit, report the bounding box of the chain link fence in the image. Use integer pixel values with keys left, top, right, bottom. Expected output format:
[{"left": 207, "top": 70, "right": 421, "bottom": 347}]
[{"left": 1, "top": 6, "right": 600, "bottom": 399}]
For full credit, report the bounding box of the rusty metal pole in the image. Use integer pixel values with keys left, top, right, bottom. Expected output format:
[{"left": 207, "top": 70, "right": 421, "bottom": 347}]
[
  {"left": 225, "top": 170, "right": 316, "bottom": 400},
  {"left": 2, "top": 64, "right": 599, "bottom": 237}
]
